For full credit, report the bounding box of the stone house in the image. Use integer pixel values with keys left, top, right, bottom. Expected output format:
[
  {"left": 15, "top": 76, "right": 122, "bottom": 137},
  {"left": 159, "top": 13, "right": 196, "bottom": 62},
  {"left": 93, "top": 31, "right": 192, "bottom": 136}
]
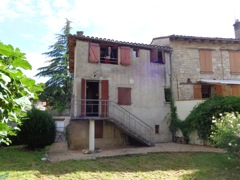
[
  {"left": 67, "top": 32, "right": 172, "bottom": 150},
  {"left": 151, "top": 20, "right": 240, "bottom": 127}
]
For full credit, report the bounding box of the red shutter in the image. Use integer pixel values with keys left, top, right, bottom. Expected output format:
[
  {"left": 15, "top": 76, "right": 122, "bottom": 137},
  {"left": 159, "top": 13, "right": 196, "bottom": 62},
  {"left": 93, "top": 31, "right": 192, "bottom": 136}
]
[
  {"left": 101, "top": 80, "right": 109, "bottom": 117},
  {"left": 118, "top": 87, "right": 131, "bottom": 105},
  {"left": 193, "top": 85, "right": 202, "bottom": 99},
  {"left": 81, "top": 79, "right": 86, "bottom": 117},
  {"left": 150, "top": 48, "right": 158, "bottom": 62},
  {"left": 89, "top": 43, "right": 100, "bottom": 63},
  {"left": 120, "top": 46, "right": 131, "bottom": 65}
]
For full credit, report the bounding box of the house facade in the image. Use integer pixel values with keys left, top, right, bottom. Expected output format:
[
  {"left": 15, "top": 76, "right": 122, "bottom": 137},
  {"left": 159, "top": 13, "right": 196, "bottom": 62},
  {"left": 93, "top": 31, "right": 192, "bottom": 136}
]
[
  {"left": 151, "top": 20, "right": 240, "bottom": 124},
  {"left": 67, "top": 32, "right": 172, "bottom": 150}
]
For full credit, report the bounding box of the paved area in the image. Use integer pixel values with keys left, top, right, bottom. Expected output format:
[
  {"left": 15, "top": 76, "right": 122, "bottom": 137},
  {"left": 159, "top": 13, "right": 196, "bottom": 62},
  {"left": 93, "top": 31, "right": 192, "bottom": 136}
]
[{"left": 47, "top": 142, "right": 225, "bottom": 162}]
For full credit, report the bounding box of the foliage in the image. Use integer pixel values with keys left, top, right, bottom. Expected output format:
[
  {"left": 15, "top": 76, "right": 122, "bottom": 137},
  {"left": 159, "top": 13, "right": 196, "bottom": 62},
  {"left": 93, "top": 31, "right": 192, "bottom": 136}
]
[
  {"left": 18, "top": 108, "right": 56, "bottom": 149},
  {"left": 183, "top": 96, "right": 240, "bottom": 141},
  {"left": 168, "top": 96, "right": 182, "bottom": 141},
  {"left": 36, "top": 19, "right": 73, "bottom": 113},
  {"left": 0, "top": 42, "right": 42, "bottom": 145},
  {"left": 210, "top": 112, "right": 240, "bottom": 157}
]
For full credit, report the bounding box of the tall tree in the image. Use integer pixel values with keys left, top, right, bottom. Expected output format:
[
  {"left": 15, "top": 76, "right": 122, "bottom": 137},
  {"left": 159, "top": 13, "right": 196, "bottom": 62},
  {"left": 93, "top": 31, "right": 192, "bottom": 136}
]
[
  {"left": 36, "top": 19, "right": 73, "bottom": 113},
  {"left": 0, "top": 42, "right": 42, "bottom": 144}
]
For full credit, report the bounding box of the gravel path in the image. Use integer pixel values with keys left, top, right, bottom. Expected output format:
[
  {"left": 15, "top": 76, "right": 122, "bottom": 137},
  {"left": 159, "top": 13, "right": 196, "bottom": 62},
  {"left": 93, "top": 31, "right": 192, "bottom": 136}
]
[{"left": 47, "top": 142, "right": 225, "bottom": 162}]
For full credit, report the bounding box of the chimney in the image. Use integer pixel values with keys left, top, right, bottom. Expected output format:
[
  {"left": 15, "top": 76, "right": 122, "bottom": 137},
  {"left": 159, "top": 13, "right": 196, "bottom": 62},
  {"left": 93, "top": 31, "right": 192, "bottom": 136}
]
[
  {"left": 233, "top": 20, "right": 240, "bottom": 39},
  {"left": 77, "top": 31, "right": 84, "bottom": 37}
]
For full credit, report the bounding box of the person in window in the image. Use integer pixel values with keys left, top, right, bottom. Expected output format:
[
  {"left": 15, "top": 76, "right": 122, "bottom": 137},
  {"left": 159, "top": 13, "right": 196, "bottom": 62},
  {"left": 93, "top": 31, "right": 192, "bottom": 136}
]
[{"left": 104, "top": 46, "right": 114, "bottom": 64}]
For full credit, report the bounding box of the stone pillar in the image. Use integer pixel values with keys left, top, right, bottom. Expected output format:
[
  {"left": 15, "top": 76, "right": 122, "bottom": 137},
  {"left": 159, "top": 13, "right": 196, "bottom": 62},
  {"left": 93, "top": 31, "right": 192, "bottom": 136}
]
[{"left": 89, "top": 120, "right": 95, "bottom": 151}]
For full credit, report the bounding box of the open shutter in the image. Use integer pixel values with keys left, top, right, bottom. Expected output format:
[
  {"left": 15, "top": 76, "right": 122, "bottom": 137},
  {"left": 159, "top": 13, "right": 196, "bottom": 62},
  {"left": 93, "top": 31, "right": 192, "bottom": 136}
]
[
  {"left": 89, "top": 43, "right": 100, "bottom": 63},
  {"left": 81, "top": 79, "right": 86, "bottom": 117},
  {"left": 120, "top": 46, "right": 131, "bottom": 65},
  {"left": 193, "top": 85, "right": 202, "bottom": 99},
  {"left": 101, "top": 80, "right": 109, "bottom": 117},
  {"left": 150, "top": 48, "right": 158, "bottom": 62}
]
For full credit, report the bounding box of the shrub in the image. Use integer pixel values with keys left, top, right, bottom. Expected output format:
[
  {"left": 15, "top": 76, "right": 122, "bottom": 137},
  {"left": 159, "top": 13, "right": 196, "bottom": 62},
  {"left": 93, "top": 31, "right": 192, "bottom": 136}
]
[
  {"left": 183, "top": 96, "right": 240, "bottom": 141},
  {"left": 210, "top": 112, "right": 240, "bottom": 157},
  {"left": 19, "top": 108, "right": 56, "bottom": 149}
]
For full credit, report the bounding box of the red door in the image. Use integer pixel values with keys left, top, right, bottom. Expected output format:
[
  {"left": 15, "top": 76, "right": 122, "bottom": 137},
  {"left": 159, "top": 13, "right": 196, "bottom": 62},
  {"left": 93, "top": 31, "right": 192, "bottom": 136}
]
[
  {"left": 81, "top": 79, "right": 86, "bottom": 117},
  {"left": 101, "top": 80, "right": 109, "bottom": 117}
]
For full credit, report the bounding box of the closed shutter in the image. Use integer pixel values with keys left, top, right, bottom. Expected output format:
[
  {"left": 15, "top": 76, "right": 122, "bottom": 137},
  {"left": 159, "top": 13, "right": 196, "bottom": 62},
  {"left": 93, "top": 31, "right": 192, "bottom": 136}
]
[
  {"left": 81, "top": 79, "right": 86, "bottom": 117},
  {"left": 118, "top": 87, "right": 131, "bottom": 105},
  {"left": 101, "top": 80, "right": 109, "bottom": 117},
  {"left": 199, "top": 50, "right": 212, "bottom": 73},
  {"left": 150, "top": 48, "right": 158, "bottom": 62},
  {"left": 193, "top": 85, "right": 202, "bottom": 99},
  {"left": 120, "top": 46, "right": 131, "bottom": 65},
  {"left": 229, "top": 51, "right": 240, "bottom": 74},
  {"left": 232, "top": 85, "right": 240, "bottom": 96},
  {"left": 215, "top": 85, "right": 223, "bottom": 95},
  {"left": 89, "top": 43, "right": 100, "bottom": 63}
]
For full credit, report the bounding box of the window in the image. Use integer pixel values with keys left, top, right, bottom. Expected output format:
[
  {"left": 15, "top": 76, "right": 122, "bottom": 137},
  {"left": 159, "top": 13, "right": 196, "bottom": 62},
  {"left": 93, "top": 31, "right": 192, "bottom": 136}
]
[
  {"left": 199, "top": 50, "right": 212, "bottom": 73},
  {"left": 164, "top": 88, "right": 171, "bottom": 102},
  {"left": 229, "top": 51, "right": 240, "bottom": 74},
  {"left": 100, "top": 46, "right": 118, "bottom": 64},
  {"left": 193, "top": 84, "right": 212, "bottom": 99},
  {"left": 150, "top": 48, "right": 165, "bottom": 64},
  {"left": 155, "top": 125, "right": 160, "bottom": 134},
  {"left": 132, "top": 48, "right": 139, "bottom": 58},
  {"left": 118, "top": 87, "right": 131, "bottom": 105}
]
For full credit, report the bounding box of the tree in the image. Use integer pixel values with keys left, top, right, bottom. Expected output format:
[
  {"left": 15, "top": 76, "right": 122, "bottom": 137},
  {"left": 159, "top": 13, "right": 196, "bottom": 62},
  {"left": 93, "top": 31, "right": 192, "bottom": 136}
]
[
  {"left": 36, "top": 19, "right": 73, "bottom": 113},
  {"left": 0, "top": 42, "right": 42, "bottom": 145}
]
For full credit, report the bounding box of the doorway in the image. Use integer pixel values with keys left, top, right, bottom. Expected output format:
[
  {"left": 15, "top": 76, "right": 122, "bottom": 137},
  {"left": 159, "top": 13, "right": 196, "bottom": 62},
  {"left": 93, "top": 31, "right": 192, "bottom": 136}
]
[{"left": 86, "top": 81, "right": 99, "bottom": 116}]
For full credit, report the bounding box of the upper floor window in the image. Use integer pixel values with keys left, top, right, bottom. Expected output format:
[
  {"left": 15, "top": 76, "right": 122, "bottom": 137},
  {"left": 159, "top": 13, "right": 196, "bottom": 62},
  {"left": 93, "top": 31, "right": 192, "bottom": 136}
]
[
  {"left": 199, "top": 50, "right": 212, "bottom": 74},
  {"left": 89, "top": 43, "right": 131, "bottom": 65},
  {"left": 229, "top": 51, "right": 240, "bottom": 74},
  {"left": 150, "top": 48, "right": 165, "bottom": 64},
  {"left": 132, "top": 48, "right": 139, "bottom": 58}
]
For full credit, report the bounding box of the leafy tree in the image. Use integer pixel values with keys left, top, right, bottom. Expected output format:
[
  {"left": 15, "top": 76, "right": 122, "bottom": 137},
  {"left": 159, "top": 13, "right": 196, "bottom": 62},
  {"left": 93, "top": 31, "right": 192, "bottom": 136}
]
[
  {"left": 0, "top": 42, "right": 42, "bottom": 145},
  {"left": 36, "top": 19, "right": 73, "bottom": 113}
]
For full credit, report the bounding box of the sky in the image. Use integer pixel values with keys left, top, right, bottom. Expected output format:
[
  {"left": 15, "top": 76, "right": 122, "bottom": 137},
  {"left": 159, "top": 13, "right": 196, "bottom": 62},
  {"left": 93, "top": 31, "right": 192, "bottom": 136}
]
[{"left": 1, "top": 0, "right": 240, "bottom": 83}]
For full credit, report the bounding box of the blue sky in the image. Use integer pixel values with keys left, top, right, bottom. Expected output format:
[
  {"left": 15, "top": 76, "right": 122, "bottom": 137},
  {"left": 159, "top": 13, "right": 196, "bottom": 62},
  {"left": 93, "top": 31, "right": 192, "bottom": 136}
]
[{"left": 1, "top": 0, "right": 240, "bottom": 83}]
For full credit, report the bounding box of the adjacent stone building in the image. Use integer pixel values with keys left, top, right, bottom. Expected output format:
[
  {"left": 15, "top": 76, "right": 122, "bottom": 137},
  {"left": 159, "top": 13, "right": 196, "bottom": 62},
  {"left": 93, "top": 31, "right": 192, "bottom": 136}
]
[{"left": 151, "top": 20, "right": 240, "bottom": 120}]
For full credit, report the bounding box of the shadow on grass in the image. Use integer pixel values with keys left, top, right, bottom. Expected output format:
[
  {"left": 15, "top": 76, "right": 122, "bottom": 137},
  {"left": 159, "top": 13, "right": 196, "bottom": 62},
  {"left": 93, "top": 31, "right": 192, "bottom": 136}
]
[{"left": 0, "top": 146, "right": 239, "bottom": 179}]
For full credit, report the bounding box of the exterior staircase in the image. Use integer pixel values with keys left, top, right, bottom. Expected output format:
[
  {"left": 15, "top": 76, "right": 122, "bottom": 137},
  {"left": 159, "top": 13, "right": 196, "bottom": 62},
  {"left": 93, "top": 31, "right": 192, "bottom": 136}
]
[{"left": 71, "top": 99, "right": 154, "bottom": 147}]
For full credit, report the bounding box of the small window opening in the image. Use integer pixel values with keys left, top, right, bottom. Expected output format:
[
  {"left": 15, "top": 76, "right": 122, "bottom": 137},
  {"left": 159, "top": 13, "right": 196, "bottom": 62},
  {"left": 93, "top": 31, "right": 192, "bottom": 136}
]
[
  {"left": 201, "top": 85, "right": 212, "bottom": 98},
  {"left": 155, "top": 125, "right": 160, "bottom": 134},
  {"left": 164, "top": 88, "right": 171, "bottom": 102},
  {"left": 132, "top": 48, "right": 139, "bottom": 58},
  {"left": 100, "top": 46, "right": 118, "bottom": 65}
]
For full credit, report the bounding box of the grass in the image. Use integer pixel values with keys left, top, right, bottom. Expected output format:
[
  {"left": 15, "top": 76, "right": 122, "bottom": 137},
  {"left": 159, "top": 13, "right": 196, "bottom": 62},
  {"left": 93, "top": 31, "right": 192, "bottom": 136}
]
[{"left": 0, "top": 146, "right": 239, "bottom": 180}]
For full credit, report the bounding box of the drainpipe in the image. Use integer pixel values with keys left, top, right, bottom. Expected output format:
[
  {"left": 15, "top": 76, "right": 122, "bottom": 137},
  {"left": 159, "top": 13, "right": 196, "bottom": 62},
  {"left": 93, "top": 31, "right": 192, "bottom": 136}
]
[{"left": 169, "top": 50, "right": 174, "bottom": 102}]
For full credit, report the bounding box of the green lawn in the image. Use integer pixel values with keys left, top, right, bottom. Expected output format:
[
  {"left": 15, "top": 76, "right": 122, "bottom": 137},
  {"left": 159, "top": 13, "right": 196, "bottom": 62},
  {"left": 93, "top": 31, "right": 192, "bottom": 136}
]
[{"left": 0, "top": 146, "right": 239, "bottom": 180}]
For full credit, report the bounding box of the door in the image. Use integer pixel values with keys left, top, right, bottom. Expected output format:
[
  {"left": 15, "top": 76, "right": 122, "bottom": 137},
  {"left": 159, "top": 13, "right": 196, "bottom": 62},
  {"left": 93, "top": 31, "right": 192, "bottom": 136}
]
[{"left": 86, "top": 81, "right": 99, "bottom": 116}]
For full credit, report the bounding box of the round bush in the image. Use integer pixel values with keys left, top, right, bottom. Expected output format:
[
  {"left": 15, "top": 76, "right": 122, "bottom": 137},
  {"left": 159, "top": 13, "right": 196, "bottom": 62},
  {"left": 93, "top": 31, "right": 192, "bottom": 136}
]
[{"left": 19, "top": 108, "right": 56, "bottom": 149}]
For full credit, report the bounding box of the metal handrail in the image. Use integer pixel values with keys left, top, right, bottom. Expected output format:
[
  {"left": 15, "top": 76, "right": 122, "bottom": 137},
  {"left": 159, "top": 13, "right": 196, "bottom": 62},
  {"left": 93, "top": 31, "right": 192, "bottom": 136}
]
[{"left": 71, "top": 99, "right": 153, "bottom": 144}]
